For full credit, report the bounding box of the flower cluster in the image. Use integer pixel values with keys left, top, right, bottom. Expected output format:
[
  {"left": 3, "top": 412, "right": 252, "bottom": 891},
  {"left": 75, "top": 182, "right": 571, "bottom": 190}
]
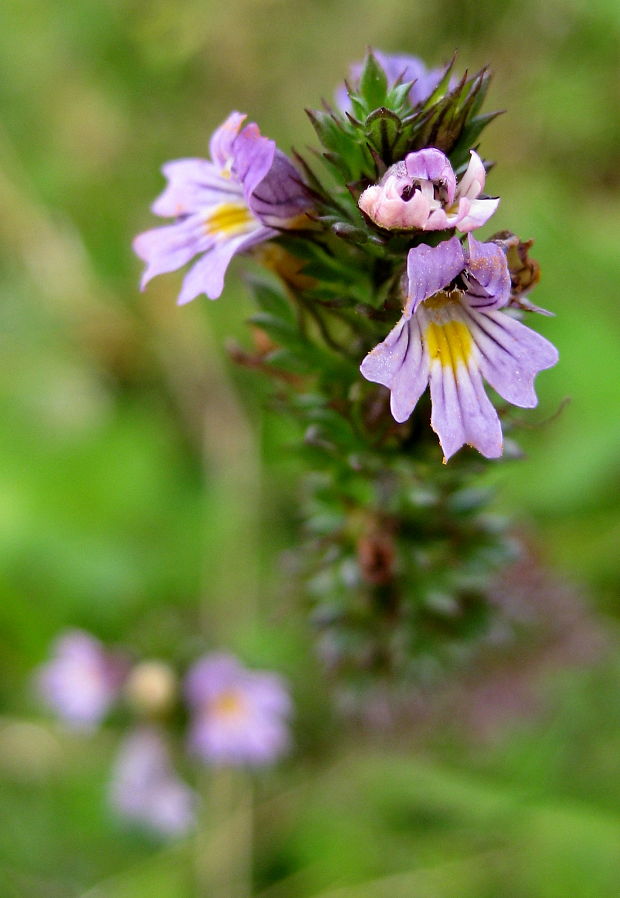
[
  {"left": 135, "top": 51, "right": 557, "bottom": 463},
  {"left": 35, "top": 631, "right": 292, "bottom": 836}
]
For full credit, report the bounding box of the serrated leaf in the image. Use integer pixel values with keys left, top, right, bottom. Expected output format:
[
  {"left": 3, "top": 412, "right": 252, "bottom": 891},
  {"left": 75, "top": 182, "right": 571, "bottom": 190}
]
[
  {"left": 358, "top": 50, "right": 389, "bottom": 111},
  {"left": 306, "top": 109, "right": 350, "bottom": 157},
  {"left": 421, "top": 55, "right": 457, "bottom": 109}
]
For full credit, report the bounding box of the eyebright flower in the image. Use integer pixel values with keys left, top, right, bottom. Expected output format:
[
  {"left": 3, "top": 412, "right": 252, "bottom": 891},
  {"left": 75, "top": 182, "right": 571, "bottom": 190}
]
[
  {"left": 337, "top": 51, "right": 447, "bottom": 111},
  {"left": 36, "top": 630, "right": 127, "bottom": 730},
  {"left": 109, "top": 727, "right": 195, "bottom": 837},
  {"left": 360, "top": 235, "right": 558, "bottom": 460},
  {"left": 134, "top": 112, "right": 312, "bottom": 304},
  {"left": 185, "top": 653, "right": 291, "bottom": 767},
  {"left": 358, "top": 148, "right": 498, "bottom": 233}
]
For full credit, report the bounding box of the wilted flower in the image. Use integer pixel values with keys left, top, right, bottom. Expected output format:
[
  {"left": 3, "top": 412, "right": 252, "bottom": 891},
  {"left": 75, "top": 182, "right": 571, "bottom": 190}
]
[
  {"left": 36, "top": 630, "right": 126, "bottom": 730},
  {"left": 360, "top": 235, "right": 558, "bottom": 460},
  {"left": 109, "top": 727, "right": 195, "bottom": 837},
  {"left": 134, "top": 112, "right": 311, "bottom": 304},
  {"left": 337, "top": 51, "right": 447, "bottom": 111},
  {"left": 185, "top": 653, "right": 291, "bottom": 767},
  {"left": 358, "top": 148, "right": 498, "bottom": 233}
]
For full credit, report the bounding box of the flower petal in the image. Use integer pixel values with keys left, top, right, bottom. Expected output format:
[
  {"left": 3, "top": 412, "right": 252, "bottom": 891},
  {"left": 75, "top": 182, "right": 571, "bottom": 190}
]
[
  {"left": 463, "top": 306, "right": 559, "bottom": 407},
  {"left": 208, "top": 111, "right": 247, "bottom": 168},
  {"left": 360, "top": 317, "right": 430, "bottom": 423},
  {"left": 232, "top": 124, "right": 276, "bottom": 204},
  {"left": 405, "top": 237, "right": 465, "bottom": 317},
  {"left": 463, "top": 235, "right": 511, "bottom": 309},
  {"left": 428, "top": 353, "right": 503, "bottom": 460},
  {"left": 405, "top": 149, "right": 456, "bottom": 204},
  {"left": 248, "top": 149, "right": 311, "bottom": 224},
  {"left": 455, "top": 150, "right": 487, "bottom": 201},
  {"left": 152, "top": 159, "right": 243, "bottom": 217},
  {"left": 455, "top": 196, "right": 500, "bottom": 232},
  {"left": 133, "top": 216, "right": 213, "bottom": 289},
  {"left": 177, "top": 226, "right": 272, "bottom": 304}
]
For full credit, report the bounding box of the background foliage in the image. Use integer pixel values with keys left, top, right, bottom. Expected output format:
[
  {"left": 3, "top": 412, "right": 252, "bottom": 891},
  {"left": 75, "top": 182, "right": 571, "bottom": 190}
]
[{"left": 1, "top": 0, "right": 620, "bottom": 895}]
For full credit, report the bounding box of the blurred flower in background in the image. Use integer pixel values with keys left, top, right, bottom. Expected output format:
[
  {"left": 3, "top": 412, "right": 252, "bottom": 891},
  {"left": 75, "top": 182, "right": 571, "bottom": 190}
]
[
  {"left": 185, "top": 653, "right": 292, "bottom": 767},
  {"left": 35, "top": 630, "right": 127, "bottom": 730},
  {"left": 336, "top": 50, "right": 447, "bottom": 110},
  {"left": 124, "top": 659, "right": 178, "bottom": 719},
  {"left": 109, "top": 727, "right": 196, "bottom": 837}
]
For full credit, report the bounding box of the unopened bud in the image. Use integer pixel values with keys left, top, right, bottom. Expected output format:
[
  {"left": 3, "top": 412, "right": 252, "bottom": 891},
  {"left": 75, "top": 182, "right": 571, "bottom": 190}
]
[{"left": 124, "top": 660, "right": 177, "bottom": 717}]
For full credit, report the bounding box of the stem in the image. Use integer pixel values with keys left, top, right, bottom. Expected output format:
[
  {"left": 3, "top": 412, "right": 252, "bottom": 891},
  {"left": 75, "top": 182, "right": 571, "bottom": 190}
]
[{"left": 194, "top": 768, "right": 254, "bottom": 898}]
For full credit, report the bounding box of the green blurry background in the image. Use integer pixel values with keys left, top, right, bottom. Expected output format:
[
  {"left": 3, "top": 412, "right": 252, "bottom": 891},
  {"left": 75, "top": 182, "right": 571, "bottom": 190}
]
[{"left": 1, "top": 0, "right": 620, "bottom": 895}]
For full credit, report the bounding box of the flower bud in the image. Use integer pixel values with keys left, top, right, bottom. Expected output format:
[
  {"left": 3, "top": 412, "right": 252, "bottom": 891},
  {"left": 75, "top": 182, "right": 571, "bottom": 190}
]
[{"left": 124, "top": 661, "right": 177, "bottom": 718}]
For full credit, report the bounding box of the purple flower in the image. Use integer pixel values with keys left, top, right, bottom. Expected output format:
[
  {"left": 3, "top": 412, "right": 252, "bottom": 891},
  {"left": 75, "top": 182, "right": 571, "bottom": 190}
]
[
  {"left": 109, "top": 727, "right": 195, "bottom": 837},
  {"left": 360, "top": 235, "right": 558, "bottom": 461},
  {"left": 358, "top": 149, "right": 498, "bottom": 233},
  {"left": 134, "top": 112, "right": 311, "bottom": 305},
  {"left": 36, "top": 630, "right": 126, "bottom": 730},
  {"left": 336, "top": 51, "right": 447, "bottom": 111},
  {"left": 185, "top": 653, "right": 291, "bottom": 767}
]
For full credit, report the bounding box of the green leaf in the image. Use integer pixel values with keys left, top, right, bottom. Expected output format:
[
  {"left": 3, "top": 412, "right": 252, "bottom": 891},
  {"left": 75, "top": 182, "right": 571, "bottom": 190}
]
[
  {"left": 358, "top": 50, "right": 389, "bottom": 111},
  {"left": 247, "top": 279, "right": 295, "bottom": 323}
]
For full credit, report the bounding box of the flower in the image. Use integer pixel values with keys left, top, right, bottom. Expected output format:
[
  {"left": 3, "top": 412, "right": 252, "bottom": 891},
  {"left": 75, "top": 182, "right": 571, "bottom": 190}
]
[
  {"left": 185, "top": 653, "right": 291, "bottom": 767},
  {"left": 36, "top": 630, "right": 126, "bottom": 730},
  {"left": 134, "top": 112, "right": 311, "bottom": 305},
  {"left": 336, "top": 51, "right": 447, "bottom": 111},
  {"left": 358, "top": 148, "right": 498, "bottom": 233},
  {"left": 109, "top": 727, "right": 195, "bottom": 837},
  {"left": 360, "top": 235, "right": 558, "bottom": 460}
]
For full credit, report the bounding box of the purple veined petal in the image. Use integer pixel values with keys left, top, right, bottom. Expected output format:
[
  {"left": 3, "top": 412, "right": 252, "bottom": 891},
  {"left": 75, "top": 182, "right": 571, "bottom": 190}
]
[
  {"left": 428, "top": 350, "right": 503, "bottom": 460},
  {"left": 405, "top": 149, "right": 456, "bottom": 204},
  {"left": 134, "top": 215, "right": 215, "bottom": 289},
  {"left": 209, "top": 111, "right": 247, "bottom": 168},
  {"left": 455, "top": 150, "right": 487, "bottom": 202},
  {"left": 152, "top": 159, "right": 244, "bottom": 218},
  {"left": 416, "top": 301, "right": 503, "bottom": 459},
  {"left": 404, "top": 237, "right": 465, "bottom": 318},
  {"left": 248, "top": 149, "right": 311, "bottom": 225},
  {"left": 176, "top": 224, "right": 273, "bottom": 304},
  {"left": 455, "top": 196, "right": 500, "bottom": 232},
  {"left": 360, "top": 316, "right": 430, "bottom": 424},
  {"left": 232, "top": 124, "right": 276, "bottom": 206},
  {"left": 462, "top": 305, "right": 559, "bottom": 407},
  {"left": 360, "top": 316, "right": 409, "bottom": 386},
  {"left": 387, "top": 317, "right": 431, "bottom": 423},
  {"left": 463, "top": 235, "right": 511, "bottom": 309}
]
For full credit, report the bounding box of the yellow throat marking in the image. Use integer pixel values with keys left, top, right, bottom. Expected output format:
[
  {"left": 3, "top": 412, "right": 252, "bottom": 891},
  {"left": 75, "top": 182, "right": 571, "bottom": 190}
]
[
  {"left": 205, "top": 202, "right": 254, "bottom": 238},
  {"left": 211, "top": 689, "right": 246, "bottom": 720},
  {"left": 425, "top": 319, "right": 473, "bottom": 372}
]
